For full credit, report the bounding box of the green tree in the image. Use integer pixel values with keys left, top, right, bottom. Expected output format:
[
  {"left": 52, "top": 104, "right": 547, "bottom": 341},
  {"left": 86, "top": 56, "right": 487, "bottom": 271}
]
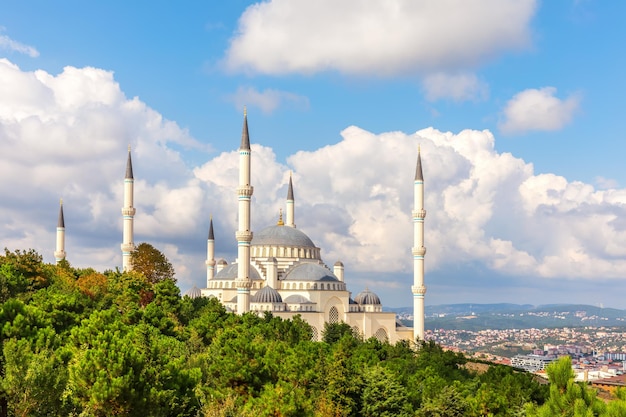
[
  {"left": 526, "top": 356, "right": 606, "bottom": 417},
  {"left": 1, "top": 337, "right": 71, "bottom": 416},
  {"left": 361, "top": 365, "right": 413, "bottom": 417},
  {"left": 130, "top": 243, "right": 175, "bottom": 283},
  {"left": 418, "top": 384, "right": 469, "bottom": 417},
  {"left": 66, "top": 309, "right": 149, "bottom": 416},
  {"left": 322, "top": 321, "right": 357, "bottom": 344}
]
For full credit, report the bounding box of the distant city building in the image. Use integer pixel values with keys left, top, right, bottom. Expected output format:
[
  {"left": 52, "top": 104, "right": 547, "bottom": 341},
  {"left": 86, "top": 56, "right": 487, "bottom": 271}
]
[{"left": 511, "top": 354, "right": 556, "bottom": 372}]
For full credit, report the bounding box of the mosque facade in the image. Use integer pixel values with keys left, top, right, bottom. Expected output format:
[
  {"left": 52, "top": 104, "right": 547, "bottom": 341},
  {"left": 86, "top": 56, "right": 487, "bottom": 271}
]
[{"left": 54, "top": 112, "right": 426, "bottom": 343}]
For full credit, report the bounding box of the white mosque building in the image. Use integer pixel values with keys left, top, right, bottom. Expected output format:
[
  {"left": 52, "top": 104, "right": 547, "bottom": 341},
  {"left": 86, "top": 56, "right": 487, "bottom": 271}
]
[{"left": 54, "top": 112, "right": 427, "bottom": 343}]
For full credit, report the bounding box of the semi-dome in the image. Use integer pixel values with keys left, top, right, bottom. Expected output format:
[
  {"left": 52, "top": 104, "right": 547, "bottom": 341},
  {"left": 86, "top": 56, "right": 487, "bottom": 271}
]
[
  {"left": 252, "top": 225, "right": 316, "bottom": 248},
  {"left": 251, "top": 286, "right": 283, "bottom": 303},
  {"left": 354, "top": 288, "right": 381, "bottom": 305},
  {"left": 282, "top": 263, "right": 339, "bottom": 282},
  {"left": 284, "top": 294, "right": 313, "bottom": 304},
  {"left": 184, "top": 285, "right": 202, "bottom": 299},
  {"left": 213, "top": 263, "right": 262, "bottom": 281}
]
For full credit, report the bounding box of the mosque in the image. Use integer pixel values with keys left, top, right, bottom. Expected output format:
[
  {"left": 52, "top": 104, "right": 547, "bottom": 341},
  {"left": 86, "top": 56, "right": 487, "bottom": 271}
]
[{"left": 53, "top": 112, "right": 427, "bottom": 344}]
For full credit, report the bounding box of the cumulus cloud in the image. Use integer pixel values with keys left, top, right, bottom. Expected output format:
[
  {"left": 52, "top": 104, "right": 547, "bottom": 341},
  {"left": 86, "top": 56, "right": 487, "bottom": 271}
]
[
  {"left": 196, "top": 123, "right": 626, "bottom": 285},
  {"left": 223, "top": 0, "right": 537, "bottom": 76},
  {"left": 499, "top": 87, "right": 581, "bottom": 134},
  {"left": 0, "top": 59, "right": 207, "bottom": 287},
  {"left": 4, "top": 58, "right": 626, "bottom": 305},
  {"left": 422, "top": 72, "right": 489, "bottom": 102},
  {"left": 227, "top": 86, "right": 309, "bottom": 114},
  {"left": 0, "top": 29, "right": 39, "bottom": 57}
]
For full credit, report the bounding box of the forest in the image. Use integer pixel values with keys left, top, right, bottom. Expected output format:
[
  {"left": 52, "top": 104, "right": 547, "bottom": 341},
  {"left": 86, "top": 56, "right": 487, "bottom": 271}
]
[{"left": 1, "top": 246, "right": 626, "bottom": 416}]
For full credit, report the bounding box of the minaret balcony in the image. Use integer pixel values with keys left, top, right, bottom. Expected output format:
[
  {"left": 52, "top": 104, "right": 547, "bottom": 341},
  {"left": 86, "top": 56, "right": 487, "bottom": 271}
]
[
  {"left": 235, "top": 231, "right": 253, "bottom": 242},
  {"left": 206, "top": 259, "right": 216, "bottom": 266},
  {"left": 412, "top": 209, "right": 426, "bottom": 219},
  {"left": 412, "top": 285, "right": 427, "bottom": 295},
  {"left": 120, "top": 243, "right": 135, "bottom": 252},
  {"left": 121, "top": 207, "right": 136, "bottom": 216},
  {"left": 412, "top": 246, "right": 427, "bottom": 256},
  {"left": 237, "top": 186, "right": 254, "bottom": 196},
  {"left": 54, "top": 250, "right": 66, "bottom": 259}
]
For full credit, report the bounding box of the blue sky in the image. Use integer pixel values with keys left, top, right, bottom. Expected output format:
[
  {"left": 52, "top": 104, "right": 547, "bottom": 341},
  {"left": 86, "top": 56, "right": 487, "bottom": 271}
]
[{"left": 1, "top": 0, "right": 626, "bottom": 309}]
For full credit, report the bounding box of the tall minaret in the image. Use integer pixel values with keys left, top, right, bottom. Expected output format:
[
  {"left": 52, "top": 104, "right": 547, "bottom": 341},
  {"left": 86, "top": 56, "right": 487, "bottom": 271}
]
[
  {"left": 286, "top": 173, "right": 295, "bottom": 228},
  {"left": 235, "top": 109, "right": 253, "bottom": 314},
  {"left": 412, "top": 146, "right": 427, "bottom": 342},
  {"left": 54, "top": 199, "right": 66, "bottom": 264},
  {"left": 206, "top": 216, "right": 216, "bottom": 286},
  {"left": 121, "top": 146, "right": 136, "bottom": 271}
]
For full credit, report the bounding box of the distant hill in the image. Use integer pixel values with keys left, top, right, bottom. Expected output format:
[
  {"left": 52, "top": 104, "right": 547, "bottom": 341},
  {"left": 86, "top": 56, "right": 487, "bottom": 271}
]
[{"left": 387, "top": 303, "right": 626, "bottom": 330}]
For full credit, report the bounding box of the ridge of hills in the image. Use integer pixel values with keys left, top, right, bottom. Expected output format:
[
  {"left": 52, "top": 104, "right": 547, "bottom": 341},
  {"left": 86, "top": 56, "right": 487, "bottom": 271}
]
[{"left": 388, "top": 303, "right": 626, "bottom": 330}]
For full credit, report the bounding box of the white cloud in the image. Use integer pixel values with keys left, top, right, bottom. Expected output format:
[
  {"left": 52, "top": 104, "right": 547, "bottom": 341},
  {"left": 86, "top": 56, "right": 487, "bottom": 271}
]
[
  {"left": 595, "top": 176, "right": 619, "bottom": 190},
  {"left": 422, "top": 72, "right": 489, "bottom": 102},
  {"left": 4, "top": 58, "right": 626, "bottom": 306},
  {"left": 227, "top": 86, "right": 309, "bottom": 114},
  {"left": 499, "top": 87, "right": 581, "bottom": 134},
  {"left": 0, "top": 59, "right": 206, "bottom": 283},
  {"left": 0, "top": 30, "right": 39, "bottom": 57},
  {"left": 223, "top": 0, "right": 537, "bottom": 76}
]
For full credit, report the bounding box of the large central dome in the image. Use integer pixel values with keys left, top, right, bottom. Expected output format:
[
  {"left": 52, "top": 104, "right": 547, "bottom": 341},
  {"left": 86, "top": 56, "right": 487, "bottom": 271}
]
[{"left": 251, "top": 225, "right": 317, "bottom": 248}]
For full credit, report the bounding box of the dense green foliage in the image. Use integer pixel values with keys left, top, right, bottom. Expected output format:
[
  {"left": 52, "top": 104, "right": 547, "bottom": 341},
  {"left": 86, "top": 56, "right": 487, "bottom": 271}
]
[{"left": 0, "top": 248, "right": 621, "bottom": 416}]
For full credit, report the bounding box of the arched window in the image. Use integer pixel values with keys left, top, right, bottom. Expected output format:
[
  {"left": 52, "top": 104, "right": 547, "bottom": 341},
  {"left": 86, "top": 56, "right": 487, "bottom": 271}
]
[
  {"left": 329, "top": 306, "right": 339, "bottom": 324},
  {"left": 374, "top": 328, "right": 388, "bottom": 343},
  {"left": 311, "top": 327, "right": 319, "bottom": 341}
]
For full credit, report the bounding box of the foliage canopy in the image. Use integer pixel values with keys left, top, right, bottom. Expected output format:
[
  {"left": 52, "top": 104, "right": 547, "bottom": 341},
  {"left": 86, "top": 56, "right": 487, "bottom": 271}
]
[{"left": 1, "top": 247, "right": 624, "bottom": 416}]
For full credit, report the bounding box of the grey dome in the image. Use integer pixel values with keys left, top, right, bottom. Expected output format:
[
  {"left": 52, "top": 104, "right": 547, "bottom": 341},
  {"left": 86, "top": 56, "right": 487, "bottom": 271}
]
[
  {"left": 213, "top": 263, "right": 262, "bottom": 281},
  {"left": 354, "top": 288, "right": 381, "bottom": 305},
  {"left": 284, "top": 294, "right": 313, "bottom": 304},
  {"left": 283, "top": 263, "right": 339, "bottom": 282},
  {"left": 252, "top": 225, "right": 316, "bottom": 248},
  {"left": 251, "top": 286, "right": 283, "bottom": 303},
  {"left": 184, "top": 285, "right": 202, "bottom": 299}
]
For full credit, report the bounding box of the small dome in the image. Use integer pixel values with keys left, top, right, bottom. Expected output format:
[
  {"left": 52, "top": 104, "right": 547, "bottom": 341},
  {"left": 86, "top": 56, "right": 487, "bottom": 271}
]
[
  {"left": 252, "top": 225, "right": 316, "bottom": 248},
  {"left": 184, "top": 285, "right": 202, "bottom": 299},
  {"left": 251, "top": 286, "right": 283, "bottom": 303},
  {"left": 213, "top": 263, "right": 262, "bottom": 281},
  {"left": 283, "top": 263, "right": 339, "bottom": 282},
  {"left": 217, "top": 258, "right": 228, "bottom": 266},
  {"left": 334, "top": 260, "right": 344, "bottom": 267},
  {"left": 284, "top": 294, "right": 313, "bottom": 304},
  {"left": 354, "top": 288, "right": 381, "bottom": 305}
]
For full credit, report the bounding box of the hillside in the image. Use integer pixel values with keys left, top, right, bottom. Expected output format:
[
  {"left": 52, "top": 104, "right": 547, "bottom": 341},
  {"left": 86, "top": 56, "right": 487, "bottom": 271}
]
[{"left": 389, "top": 303, "right": 626, "bottom": 330}]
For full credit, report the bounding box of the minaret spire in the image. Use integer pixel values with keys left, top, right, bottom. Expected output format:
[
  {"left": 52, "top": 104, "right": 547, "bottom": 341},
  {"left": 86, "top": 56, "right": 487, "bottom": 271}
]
[
  {"left": 206, "top": 216, "right": 216, "bottom": 286},
  {"left": 286, "top": 172, "right": 295, "bottom": 228},
  {"left": 121, "top": 145, "right": 136, "bottom": 271},
  {"left": 54, "top": 199, "right": 66, "bottom": 264},
  {"left": 235, "top": 109, "right": 254, "bottom": 314},
  {"left": 412, "top": 146, "right": 427, "bottom": 342}
]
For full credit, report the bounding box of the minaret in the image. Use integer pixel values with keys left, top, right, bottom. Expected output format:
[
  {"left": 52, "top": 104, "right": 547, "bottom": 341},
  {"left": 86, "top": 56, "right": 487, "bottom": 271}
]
[
  {"left": 54, "top": 199, "right": 66, "bottom": 264},
  {"left": 121, "top": 146, "right": 136, "bottom": 271},
  {"left": 286, "top": 173, "right": 295, "bottom": 228},
  {"left": 235, "top": 109, "right": 254, "bottom": 314},
  {"left": 412, "top": 146, "right": 427, "bottom": 342},
  {"left": 206, "top": 216, "right": 216, "bottom": 287}
]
